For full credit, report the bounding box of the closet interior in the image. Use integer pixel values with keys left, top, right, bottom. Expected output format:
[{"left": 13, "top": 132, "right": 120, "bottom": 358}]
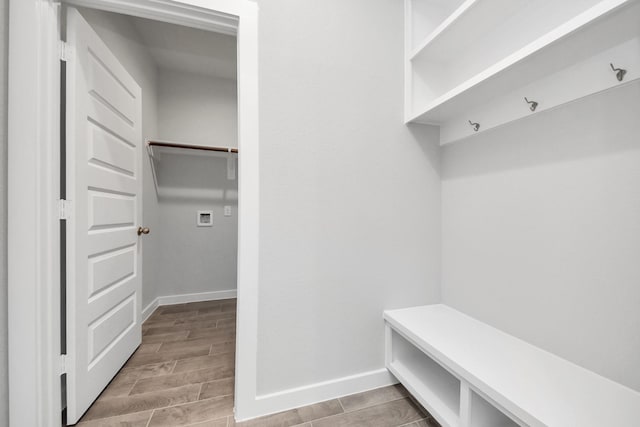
[{"left": 77, "top": 7, "right": 239, "bottom": 331}]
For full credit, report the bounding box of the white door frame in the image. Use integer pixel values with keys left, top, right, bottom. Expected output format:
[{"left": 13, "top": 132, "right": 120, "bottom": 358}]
[{"left": 7, "top": 0, "right": 260, "bottom": 425}]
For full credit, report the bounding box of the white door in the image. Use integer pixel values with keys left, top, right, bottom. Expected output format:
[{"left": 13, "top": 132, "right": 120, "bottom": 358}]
[{"left": 65, "top": 7, "right": 143, "bottom": 424}]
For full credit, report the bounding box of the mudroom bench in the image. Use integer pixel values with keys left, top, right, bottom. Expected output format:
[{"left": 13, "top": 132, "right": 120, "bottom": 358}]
[{"left": 384, "top": 305, "right": 640, "bottom": 427}]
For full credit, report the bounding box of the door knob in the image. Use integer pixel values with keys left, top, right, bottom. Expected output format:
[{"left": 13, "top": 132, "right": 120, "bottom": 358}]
[{"left": 137, "top": 227, "right": 150, "bottom": 236}]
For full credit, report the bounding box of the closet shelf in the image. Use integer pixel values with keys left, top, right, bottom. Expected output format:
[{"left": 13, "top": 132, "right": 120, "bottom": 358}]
[
  {"left": 146, "top": 139, "right": 238, "bottom": 200},
  {"left": 408, "top": 0, "right": 634, "bottom": 126}
]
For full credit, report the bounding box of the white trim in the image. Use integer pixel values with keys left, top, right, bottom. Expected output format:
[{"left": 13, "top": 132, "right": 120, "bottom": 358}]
[
  {"left": 8, "top": 0, "right": 260, "bottom": 424},
  {"left": 8, "top": 1, "right": 61, "bottom": 426},
  {"left": 142, "top": 289, "right": 239, "bottom": 322},
  {"left": 158, "top": 289, "right": 238, "bottom": 306},
  {"left": 141, "top": 299, "right": 159, "bottom": 323},
  {"left": 63, "top": 0, "right": 240, "bottom": 34},
  {"left": 232, "top": 1, "right": 260, "bottom": 422},
  {"left": 236, "top": 369, "right": 398, "bottom": 422}
]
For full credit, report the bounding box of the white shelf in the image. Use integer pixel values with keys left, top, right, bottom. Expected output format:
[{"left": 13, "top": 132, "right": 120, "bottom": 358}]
[
  {"left": 384, "top": 304, "right": 640, "bottom": 427},
  {"left": 409, "top": 0, "right": 525, "bottom": 62},
  {"left": 404, "top": 0, "right": 640, "bottom": 143},
  {"left": 438, "top": 38, "right": 640, "bottom": 144},
  {"left": 410, "top": 0, "right": 634, "bottom": 123},
  {"left": 407, "top": 0, "right": 466, "bottom": 53}
]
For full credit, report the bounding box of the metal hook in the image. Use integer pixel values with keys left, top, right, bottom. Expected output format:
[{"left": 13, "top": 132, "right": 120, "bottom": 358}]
[
  {"left": 610, "top": 63, "right": 626, "bottom": 82},
  {"left": 468, "top": 120, "right": 480, "bottom": 132},
  {"left": 524, "top": 97, "right": 538, "bottom": 112}
]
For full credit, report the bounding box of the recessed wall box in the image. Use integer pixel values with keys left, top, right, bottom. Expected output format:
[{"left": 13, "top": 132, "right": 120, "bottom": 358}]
[{"left": 197, "top": 210, "right": 213, "bottom": 227}]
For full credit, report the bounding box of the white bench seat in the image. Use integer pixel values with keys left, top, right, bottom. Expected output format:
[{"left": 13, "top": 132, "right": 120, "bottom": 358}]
[{"left": 383, "top": 304, "right": 640, "bottom": 427}]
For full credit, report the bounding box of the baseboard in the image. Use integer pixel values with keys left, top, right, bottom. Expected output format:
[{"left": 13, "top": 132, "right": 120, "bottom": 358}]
[
  {"left": 141, "top": 289, "right": 237, "bottom": 321},
  {"left": 141, "top": 298, "right": 160, "bottom": 323},
  {"left": 237, "top": 368, "right": 398, "bottom": 422},
  {"left": 158, "top": 289, "right": 237, "bottom": 306},
  {"left": 141, "top": 290, "right": 392, "bottom": 422}
]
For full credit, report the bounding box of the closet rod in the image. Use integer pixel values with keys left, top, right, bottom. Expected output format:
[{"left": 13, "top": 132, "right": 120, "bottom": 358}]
[{"left": 147, "top": 140, "right": 238, "bottom": 153}]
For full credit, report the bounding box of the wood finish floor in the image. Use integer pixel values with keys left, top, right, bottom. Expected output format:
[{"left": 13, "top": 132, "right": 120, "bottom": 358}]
[{"left": 76, "top": 299, "right": 440, "bottom": 427}]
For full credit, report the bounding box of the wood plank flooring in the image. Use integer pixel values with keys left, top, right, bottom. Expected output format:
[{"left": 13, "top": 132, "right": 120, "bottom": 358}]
[{"left": 76, "top": 299, "right": 440, "bottom": 427}]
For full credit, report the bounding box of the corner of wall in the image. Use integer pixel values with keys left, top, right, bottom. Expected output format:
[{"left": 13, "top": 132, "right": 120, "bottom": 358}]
[{"left": 0, "top": 0, "right": 10, "bottom": 422}]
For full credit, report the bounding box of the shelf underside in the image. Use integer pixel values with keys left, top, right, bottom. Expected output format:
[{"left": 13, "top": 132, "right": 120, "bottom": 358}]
[{"left": 410, "top": 0, "right": 527, "bottom": 62}]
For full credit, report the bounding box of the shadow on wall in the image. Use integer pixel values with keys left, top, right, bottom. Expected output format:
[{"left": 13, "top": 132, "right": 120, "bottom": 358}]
[
  {"left": 152, "top": 152, "right": 238, "bottom": 203},
  {"left": 439, "top": 78, "right": 640, "bottom": 391},
  {"left": 441, "top": 81, "right": 640, "bottom": 180},
  {"left": 407, "top": 122, "right": 441, "bottom": 179}
]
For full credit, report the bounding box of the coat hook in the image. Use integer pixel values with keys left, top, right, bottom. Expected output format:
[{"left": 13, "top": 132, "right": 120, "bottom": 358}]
[
  {"left": 524, "top": 97, "right": 538, "bottom": 112},
  {"left": 468, "top": 120, "right": 480, "bottom": 132},
  {"left": 610, "top": 63, "right": 626, "bottom": 82}
]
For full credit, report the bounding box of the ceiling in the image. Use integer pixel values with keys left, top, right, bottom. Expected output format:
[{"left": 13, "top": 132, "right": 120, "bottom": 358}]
[{"left": 130, "top": 16, "right": 237, "bottom": 80}]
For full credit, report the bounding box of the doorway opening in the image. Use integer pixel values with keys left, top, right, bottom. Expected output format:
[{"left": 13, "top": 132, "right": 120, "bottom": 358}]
[
  {"left": 8, "top": 0, "right": 258, "bottom": 424},
  {"left": 62, "top": 5, "right": 240, "bottom": 425}
]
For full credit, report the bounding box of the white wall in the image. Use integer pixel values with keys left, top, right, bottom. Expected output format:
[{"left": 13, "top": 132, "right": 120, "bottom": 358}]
[
  {"left": 441, "top": 82, "right": 640, "bottom": 392},
  {"left": 78, "top": 8, "right": 161, "bottom": 309},
  {"left": 0, "top": 0, "right": 8, "bottom": 422},
  {"left": 256, "top": 0, "right": 441, "bottom": 397},
  {"left": 157, "top": 69, "right": 237, "bottom": 147},
  {"left": 154, "top": 69, "right": 238, "bottom": 300}
]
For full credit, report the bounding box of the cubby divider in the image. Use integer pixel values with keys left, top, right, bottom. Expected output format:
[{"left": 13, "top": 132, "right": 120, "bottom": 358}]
[{"left": 388, "top": 329, "right": 460, "bottom": 426}]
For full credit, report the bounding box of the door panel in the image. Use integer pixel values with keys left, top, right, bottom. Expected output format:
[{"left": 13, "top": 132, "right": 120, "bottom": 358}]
[
  {"left": 88, "top": 95, "right": 138, "bottom": 143},
  {"left": 88, "top": 125, "right": 136, "bottom": 175},
  {"left": 66, "top": 7, "right": 143, "bottom": 424},
  {"left": 88, "top": 192, "right": 136, "bottom": 229},
  {"left": 88, "top": 246, "right": 136, "bottom": 297},
  {"left": 88, "top": 296, "right": 136, "bottom": 363},
  {"left": 86, "top": 52, "right": 137, "bottom": 121}
]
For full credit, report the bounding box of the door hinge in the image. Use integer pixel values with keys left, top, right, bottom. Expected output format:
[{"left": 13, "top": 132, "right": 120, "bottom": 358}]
[
  {"left": 59, "top": 354, "right": 68, "bottom": 375},
  {"left": 58, "top": 199, "right": 70, "bottom": 220},
  {"left": 59, "top": 41, "right": 69, "bottom": 62}
]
